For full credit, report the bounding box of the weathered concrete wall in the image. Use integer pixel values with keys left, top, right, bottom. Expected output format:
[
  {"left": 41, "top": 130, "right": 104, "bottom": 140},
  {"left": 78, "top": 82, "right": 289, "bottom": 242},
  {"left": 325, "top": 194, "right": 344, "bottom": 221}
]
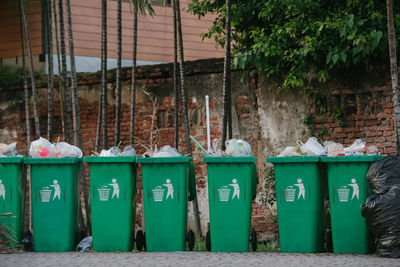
[{"left": 0, "top": 58, "right": 395, "bottom": 243}]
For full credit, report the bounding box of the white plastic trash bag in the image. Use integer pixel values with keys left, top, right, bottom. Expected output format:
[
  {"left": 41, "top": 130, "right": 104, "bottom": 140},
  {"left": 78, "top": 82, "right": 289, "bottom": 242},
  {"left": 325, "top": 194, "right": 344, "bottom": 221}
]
[
  {"left": 122, "top": 146, "right": 136, "bottom": 157},
  {"left": 0, "top": 142, "right": 18, "bottom": 157},
  {"left": 54, "top": 142, "right": 83, "bottom": 158},
  {"left": 29, "top": 137, "right": 55, "bottom": 158},
  {"left": 153, "top": 145, "right": 181, "bottom": 157},
  {"left": 298, "top": 137, "right": 326, "bottom": 156},
  {"left": 99, "top": 146, "right": 122, "bottom": 157},
  {"left": 344, "top": 139, "right": 366, "bottom": 155},
  {"left": 324, "top": 141, "right": 344, "bottom": 157},
  {"left": 225, "top": 139, "right": 252, "bottom": 157},
  {"left": 278, "top": 146, "right": 303, "bottom": 157}
]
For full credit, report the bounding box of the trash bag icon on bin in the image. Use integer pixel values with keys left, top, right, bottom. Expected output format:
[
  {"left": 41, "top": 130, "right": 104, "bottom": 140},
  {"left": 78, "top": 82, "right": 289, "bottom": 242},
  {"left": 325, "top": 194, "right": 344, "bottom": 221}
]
[
  {"left": 218, "top": 186, "right": 231, "bottom": 202},
  {"left": 98, "top": 185, "right": 111, "bottom": 201},
  {"left": 284, "top": 186, "right": 296, "bottom": 202},
  {"left": 40, "top": 186, "right": 52, "bottom": 202},
  {"left": 152, "top": 186, "right": 165, "bottom": 202}
]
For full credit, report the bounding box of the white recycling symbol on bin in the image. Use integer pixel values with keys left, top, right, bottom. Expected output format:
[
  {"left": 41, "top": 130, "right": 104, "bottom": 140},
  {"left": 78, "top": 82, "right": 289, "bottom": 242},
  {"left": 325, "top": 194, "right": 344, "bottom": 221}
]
[{"left": 337, "top": 178, "right": 359, "bottom": 202}]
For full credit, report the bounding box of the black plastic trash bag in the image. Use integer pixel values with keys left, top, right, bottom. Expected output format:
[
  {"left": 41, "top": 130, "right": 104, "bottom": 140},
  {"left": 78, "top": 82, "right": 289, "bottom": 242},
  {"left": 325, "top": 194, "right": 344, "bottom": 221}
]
[
  {"left": 366, "top": 156, "right": 400, "bottom": 194},
  {"left": 361, "top": 185, "right": 400, "bottom": 258},
  {"left": 77, "top": 236, "right": 92, "bottom": 252},
  {"left": 21, "top": 230, "right": 33, "bottom": 251}
]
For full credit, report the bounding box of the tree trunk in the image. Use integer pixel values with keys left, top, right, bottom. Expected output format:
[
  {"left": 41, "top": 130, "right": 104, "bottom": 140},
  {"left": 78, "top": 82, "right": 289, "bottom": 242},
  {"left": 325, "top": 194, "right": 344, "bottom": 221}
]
[
  {"left": 115, "top": 0, "right": 122, "bottom": 146},
  {"left": 53, "top": 0, "right": 65, "bottom": 140},
  {"left": 175, "top": 0, "right": 202, "bottom": 238},
  {"left": 386, "top": 0, "right": 400, "bottom": 153},
  {"left": 21, "top": 0, "right": 40, "bottom": 139},
  {"left": 101, "top": 0, "right": 108, "bottom": 149},
  {"left": 130, "top": 7, "right": 138, "bottom": 146},
  {"left": 221, "top": 0, "right": 232, "bottom": 149},
  {"left": 66, "top": 0, "right": 81, "bottom": 147},
  {"left": 19, "top": 0, "right": 31, "bottom": 148},
  {"left": 173, "top": 0, "right": 179, "bottom": 149},
  {"left": 95, "top": 93, "right": 102, "bottom": 152},
  {"left": 66, "top": 0, "right": 90, "bottom": 235},
  {"left": 46, "top": 0, "right": 54, "bottom": 140},
  {"left": 58, "top": 0, "right": 73, "bottom": 143}
]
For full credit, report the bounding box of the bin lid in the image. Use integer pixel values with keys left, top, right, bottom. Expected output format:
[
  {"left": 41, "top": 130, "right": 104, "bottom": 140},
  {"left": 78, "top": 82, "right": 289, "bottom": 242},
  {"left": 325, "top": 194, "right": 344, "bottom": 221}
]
[
  {"left": 203, "top": 157, "right": 256, "bottom": 163},
  {"left": 24, "top": 158, "right": 82, "bottom": 164},
  {"left": 267, "top": 156, "right": 320, "bottom": 163},
  {"left": 320, "top": 155, "right": 383, "bottom": 163},
  {"left": 83, "top": 156, "right": 136, "bottom": 163},
  {"left": 137, "top": 157, "right": 191, "bottom": 164},
  {"left": 0, "top": 156, "right": 24, "bottom": 163}
]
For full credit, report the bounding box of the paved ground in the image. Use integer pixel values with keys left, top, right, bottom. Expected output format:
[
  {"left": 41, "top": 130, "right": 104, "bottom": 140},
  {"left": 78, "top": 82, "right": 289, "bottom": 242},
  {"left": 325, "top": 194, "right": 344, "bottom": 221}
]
[{"left": 1, "top": 252, "right": 399, "bottom": 267}]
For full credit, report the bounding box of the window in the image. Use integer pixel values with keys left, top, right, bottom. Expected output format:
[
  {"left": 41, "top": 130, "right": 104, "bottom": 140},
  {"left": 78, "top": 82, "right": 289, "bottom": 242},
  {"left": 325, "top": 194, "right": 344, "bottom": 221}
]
[
  {"left": 121, "top": 0, "right": 171, "bottom": 7},
  {"left": 151, "top": 0, "right": 171, "bottom": 6}
]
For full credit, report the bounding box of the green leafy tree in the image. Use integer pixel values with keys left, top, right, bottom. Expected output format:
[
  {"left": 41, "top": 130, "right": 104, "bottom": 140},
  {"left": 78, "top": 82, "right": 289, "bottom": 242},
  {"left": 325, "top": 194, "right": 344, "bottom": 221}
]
[{"left": 189, "top": 0, "right": 400, "bottom": 88}]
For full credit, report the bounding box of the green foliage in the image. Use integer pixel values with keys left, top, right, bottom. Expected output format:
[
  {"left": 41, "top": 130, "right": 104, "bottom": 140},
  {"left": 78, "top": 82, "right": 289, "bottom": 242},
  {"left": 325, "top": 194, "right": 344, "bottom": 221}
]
[
  {"left": 300, "top": 113, "right": 314, "bottom": 136},
  {"left": 188, "top": 0, "right": 400, "bottom": 89},
  {"left": 0, "top": 66, "right": 23, "bottom": 88},
  {"left": 332, "top": 107, "right": 344, "bottom": 126}
]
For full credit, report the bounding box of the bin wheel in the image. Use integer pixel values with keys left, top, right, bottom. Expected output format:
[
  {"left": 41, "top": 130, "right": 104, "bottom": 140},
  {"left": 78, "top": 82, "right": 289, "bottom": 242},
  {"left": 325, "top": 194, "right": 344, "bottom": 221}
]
[
  {"left": 206, "top": 231, "right": 211, "bottom": 251},
  {"left": 187, "top": 230, "right": 195, "bottom": 251},
  {"left": 136, "top": 230, "right": 144, "bottom": 251},
  {"left": 251, "top": 230, "right": 257, "bottom": 251}
]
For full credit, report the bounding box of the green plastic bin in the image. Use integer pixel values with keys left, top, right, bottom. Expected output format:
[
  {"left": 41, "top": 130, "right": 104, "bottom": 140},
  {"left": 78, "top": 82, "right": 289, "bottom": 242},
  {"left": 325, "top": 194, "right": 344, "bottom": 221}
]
[
  {"left": 267, "top": 156, "right": 326, "bottom": 253},
  {"left": 136, "top": 157, "right": 196, "bottom": 252},
  {"left": 0, "top": 157, "right": 26, "bottom": 248},
  {"left": 203, "top": 157, "right": 257, "bottom": 252},
  {"left": 24, "top": 158, "right": 81, "bottom": 252},
  {"left": 84, "top": 156, "right": 137, "bottom": 252},
  {"left": 321, "top": 155, "right": 382, "bottom": 254}
]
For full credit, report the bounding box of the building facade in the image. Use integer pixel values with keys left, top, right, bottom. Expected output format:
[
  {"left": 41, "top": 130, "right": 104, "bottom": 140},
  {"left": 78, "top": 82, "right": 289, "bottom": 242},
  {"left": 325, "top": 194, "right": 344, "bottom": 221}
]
[{"left": 0, "top": 0, "right": 223, "bottom": 73}]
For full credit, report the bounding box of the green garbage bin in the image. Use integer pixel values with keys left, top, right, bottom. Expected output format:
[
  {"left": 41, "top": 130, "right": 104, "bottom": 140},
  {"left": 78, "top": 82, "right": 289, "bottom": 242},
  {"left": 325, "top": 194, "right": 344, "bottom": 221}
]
[
  {"left": 320, "top": 155, "right": 382, "bottom": 254},
  {"left": 24, "top": 158, "right": 81, "bottom": 252},
  {"left": 0, "top": 157, "right": 26, "bottom": 248},
  {"left": 267, "top": 156, "right": 326, "bottom": 253},
  {"left": 136, "top": 157, "right": 196, "bottom": 252},
  {"left": 203, "top": 157, "right": 258, "bottom": 252},
  {"left": 84, "top": 156, "right": 137, "bottom": 252}
]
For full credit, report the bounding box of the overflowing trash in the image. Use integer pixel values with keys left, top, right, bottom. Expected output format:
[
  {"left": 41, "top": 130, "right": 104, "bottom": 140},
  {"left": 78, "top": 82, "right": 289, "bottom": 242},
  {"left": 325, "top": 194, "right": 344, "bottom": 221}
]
[
  {"left": 361, "top": 156, "right": 400, "bottom": 258},
  {"left": 92, "top": 145, "right": 136, "bottom": 157},
  {"left": 141, "top": 145, "right": 181, "bottom": 157},
  {"left": 362, "top": 186, "right": 400, "bottom": 258},
  {"left": 0, "top": 142, "right": 19, "bottom": 157},
  {"left": 77, "top": 236, "right": 92, "bottom": 252},
  {"left": 278, "top": 137, "right": 379, "bottom": 157},
  {"left": 191, "top": 135, "right": 252, "bottom": 157},
  {"left": 29, "top": 137, "right": 82, "bottom": 158},
  {"left": 366, "top": 156, "right": 400, "bottom": 194},
  {"left": 225, "top": 139, "right": 252, "bottom": 157},
  {"left": 152, "top": 145, "right": 181, "bottom": 157}
]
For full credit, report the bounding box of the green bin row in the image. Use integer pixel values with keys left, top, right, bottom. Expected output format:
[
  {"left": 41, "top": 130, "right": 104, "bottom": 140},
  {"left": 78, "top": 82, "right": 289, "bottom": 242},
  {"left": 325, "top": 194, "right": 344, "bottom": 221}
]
[
  {"left": 0, "top": 156, "right": 257, "bottom": 253},
  {"left": 267, "top": 155, "right": 382, "bottom": 254}
]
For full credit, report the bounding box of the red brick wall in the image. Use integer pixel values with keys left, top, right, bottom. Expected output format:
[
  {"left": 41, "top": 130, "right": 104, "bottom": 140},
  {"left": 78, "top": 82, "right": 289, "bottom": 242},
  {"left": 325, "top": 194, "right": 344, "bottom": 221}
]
[{"left": 0, "top": 58, "right": 395, "bottom": 241}]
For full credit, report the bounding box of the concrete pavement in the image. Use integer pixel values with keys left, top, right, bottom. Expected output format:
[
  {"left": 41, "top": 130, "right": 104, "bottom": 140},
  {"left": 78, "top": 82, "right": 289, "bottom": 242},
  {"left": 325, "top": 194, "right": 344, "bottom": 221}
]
[{"left": 1, "top": 252, "right": 400, "bottom": 267}]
